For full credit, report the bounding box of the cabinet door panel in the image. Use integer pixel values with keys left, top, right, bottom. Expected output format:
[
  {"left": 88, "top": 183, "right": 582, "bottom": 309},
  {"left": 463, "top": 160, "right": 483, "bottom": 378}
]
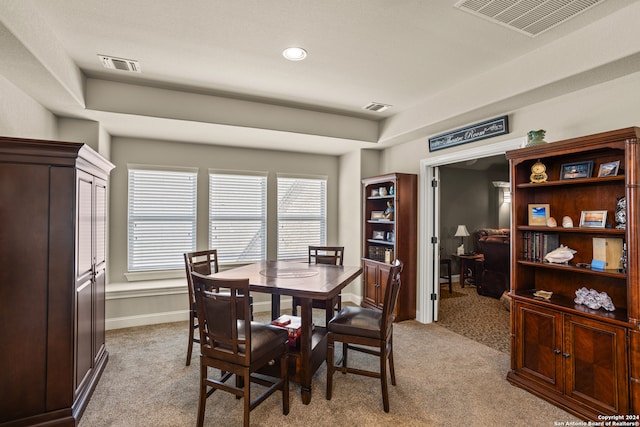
[
  {"left": 515, "top": 303, "right": 563, "bottom": 393},
  {"left": 94, "top": 179, "right": 107, "bottom": 362},
  {"left": 95, "top": 179, "right": 107, "bottom": 268},
  {"left": 362, "top": 262, "right": 378, "bottom": 307},
  {"left": 75, "top": 279, "right": 93, "bottom": 395},
  {"left": 77, "top": 172, "right": 93, "bottom": 283},
  {"left": 377, "top": 263, "right": 391, "bottom": 309},
  {"left": 564, "top": 315, "right": 628, "bottom": 415}
]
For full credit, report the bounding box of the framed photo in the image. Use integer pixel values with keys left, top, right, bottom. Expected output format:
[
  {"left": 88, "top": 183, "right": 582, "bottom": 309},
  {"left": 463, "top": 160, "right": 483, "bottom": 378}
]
[
  {"left": 560, "top": 161, "right": 594, "bottom": 180},
  {"left": 597, "top": 160, "right": 620, "bottom": 177},
  {"left": 579, "top": 210, "right": 607, "bottom": 228},
  {"left": 372, "top": 230, "right": 385, "bottom": 240},
  {"left": 370, "top": 211, "right": 384, "bottom": 220},
  {"left": 528, "top": 204, "right": 550, "bottom": 226}
]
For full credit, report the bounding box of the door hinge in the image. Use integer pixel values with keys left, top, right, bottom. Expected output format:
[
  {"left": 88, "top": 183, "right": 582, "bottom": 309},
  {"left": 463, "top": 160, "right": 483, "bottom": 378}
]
[
  {"left": 431, "top": 236, "right": 438, "bottom": 244},
  {"left": 430, "top": 293, "right": 438, "bottom": 301},
  {"left": 431, "top": 179, "right": 438, "bottom": 188}
]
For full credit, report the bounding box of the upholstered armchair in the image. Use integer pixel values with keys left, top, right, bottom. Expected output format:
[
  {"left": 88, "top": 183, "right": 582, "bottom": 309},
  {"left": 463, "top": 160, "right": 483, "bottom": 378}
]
[{"left": 474, "top": 229, "right": 510, "bottom": 298}]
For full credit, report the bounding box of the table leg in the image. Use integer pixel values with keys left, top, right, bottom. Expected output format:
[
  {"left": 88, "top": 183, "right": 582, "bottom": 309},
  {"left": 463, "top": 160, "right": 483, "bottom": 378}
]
[
  {"left": 299, "top": 297, "right": 313, "bottom": 404},
  {"left": 459, "top": 260, "right": 466, "bottom": 288},
  {"left": 270, "top": 293, "right": 281, "bottom": 320}
]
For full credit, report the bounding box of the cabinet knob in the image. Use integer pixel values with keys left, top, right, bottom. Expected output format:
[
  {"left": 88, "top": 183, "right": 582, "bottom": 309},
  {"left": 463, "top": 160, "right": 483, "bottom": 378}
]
[
  {"left": 562, "top": 353, "right": 571, "bottom": 358},
  {"left": 553, "top": 349, "right": 561, "bottom": 354}
]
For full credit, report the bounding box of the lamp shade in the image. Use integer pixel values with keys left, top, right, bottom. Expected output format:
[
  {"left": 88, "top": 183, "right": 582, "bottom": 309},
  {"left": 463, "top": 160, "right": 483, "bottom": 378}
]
[{"left": 454, "top": 225, "right": 470, "bottom": 237}]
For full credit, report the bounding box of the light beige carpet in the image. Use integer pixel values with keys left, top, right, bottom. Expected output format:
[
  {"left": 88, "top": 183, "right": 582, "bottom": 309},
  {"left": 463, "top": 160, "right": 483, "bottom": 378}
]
[
  {"left": 437, "top": 281, "right": 511, "bottom": 354},
  {"left": 79, "top": 315, "right": 580, "bottom": 426}
]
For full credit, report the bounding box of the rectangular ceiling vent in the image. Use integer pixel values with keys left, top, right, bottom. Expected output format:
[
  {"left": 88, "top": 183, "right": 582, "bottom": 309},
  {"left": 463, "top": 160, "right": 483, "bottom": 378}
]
[
  {"left": 454, "top": 0, "right": 606, "bottom": 37},
  {"left": 98, "top": 55, "right": 141, "bottom": 72},
  {"left": 362, "top": 102, "right": 392, "bottom": 113}
]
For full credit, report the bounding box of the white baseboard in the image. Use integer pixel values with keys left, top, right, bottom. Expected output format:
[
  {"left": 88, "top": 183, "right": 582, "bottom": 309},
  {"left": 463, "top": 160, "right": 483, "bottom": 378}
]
[
  {"left": 105, "top": 293, "right": 363, "bottom": 330},
  {"left": 106, "top": 310, "right": 189, "bottom": 330}
]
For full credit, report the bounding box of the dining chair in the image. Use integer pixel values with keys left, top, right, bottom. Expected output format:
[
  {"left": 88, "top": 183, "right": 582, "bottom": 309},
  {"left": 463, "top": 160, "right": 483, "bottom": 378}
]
[
  {"left": 183, "top": 249, "right": 254, "bottom": 366},
  {"left": 291, "top": 246, "right": 344, "bottom": 325},
  {"left": 191, "top": 272, "right": 289, "bottom": 427},
  {"left": 326, "top": 259, "right": 403, "bottom": 412},
  {"left": 184, "top": 250, "right": 219, "bottom": 366}
]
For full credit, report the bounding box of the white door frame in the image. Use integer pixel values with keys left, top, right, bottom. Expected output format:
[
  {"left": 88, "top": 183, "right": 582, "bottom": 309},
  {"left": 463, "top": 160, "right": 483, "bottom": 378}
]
[{"left": 416, "top": 136, "right": 526, "bottom": 324}]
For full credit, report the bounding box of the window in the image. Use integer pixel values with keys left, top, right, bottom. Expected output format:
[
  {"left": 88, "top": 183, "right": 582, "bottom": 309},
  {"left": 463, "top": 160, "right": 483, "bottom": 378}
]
[
  {"left": 277, "top": 176, "right": 327, "bottom": 259},
  {"left": 128, "top": 168, "right": 197, "bottom": 271},
  {"left": 209, "top": 173, "right": 266, "bottom": 263}
]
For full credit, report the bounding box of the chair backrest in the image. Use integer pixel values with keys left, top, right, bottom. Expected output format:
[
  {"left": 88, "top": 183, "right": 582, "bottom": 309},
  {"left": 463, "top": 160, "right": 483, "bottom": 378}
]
[
  {"left": 184, "top": 250, "right": 220, "bottom": 306},
  {"left": 308, "top": 246, "right": 344, "bottom": 266},
  {"left": 381, "top": 260, "right": 403, "bottom": 335},
  {"left": 191, "top": 271, "right": 252, "bottom": 366}
]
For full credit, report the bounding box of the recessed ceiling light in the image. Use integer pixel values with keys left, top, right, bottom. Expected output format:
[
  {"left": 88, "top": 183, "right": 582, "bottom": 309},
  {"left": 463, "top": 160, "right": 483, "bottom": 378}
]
[{"left": 282, "top": 47, "right": 307, "bottom": 61}]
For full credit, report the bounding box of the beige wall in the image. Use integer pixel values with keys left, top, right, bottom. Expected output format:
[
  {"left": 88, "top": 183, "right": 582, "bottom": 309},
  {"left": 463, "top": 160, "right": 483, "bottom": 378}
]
[
  {"left": 390, "top": 70, "right": 640, "bottom": 323},
  {"left": 109, "top": 136, "right": 341, "bottom": 284},
  {"left": 2, "top": 61, "right": 639, "bottom": 328},
  {"left": 385, "top": 70, "right": 640, "bottom": 174},
  {"left": 0, "top": 75, "right": 57, "bottom": 140},
  {"left": 105, "top": 136, "right": 342, "bottom": 326}
]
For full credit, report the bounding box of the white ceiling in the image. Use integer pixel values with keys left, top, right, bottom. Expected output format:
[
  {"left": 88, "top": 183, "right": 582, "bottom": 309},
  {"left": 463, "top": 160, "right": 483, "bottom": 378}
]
[{"left": 1, "top": 0, "right": 639, "bottom": 155}]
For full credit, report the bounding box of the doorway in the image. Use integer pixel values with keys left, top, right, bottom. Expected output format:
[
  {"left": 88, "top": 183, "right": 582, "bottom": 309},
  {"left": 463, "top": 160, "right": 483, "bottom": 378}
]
[{"left": 416, "top": 136, "right": 525, "bottom": 325}]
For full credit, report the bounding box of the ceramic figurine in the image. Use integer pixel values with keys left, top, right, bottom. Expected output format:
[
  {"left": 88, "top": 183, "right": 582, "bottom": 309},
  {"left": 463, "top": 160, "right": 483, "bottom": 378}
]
[
  {"left": 615, "top": 196, "right": 626, "bottom": 229},
  {"left": 383, "top": 200, "right": 394, "bottom": 220},
  {"left": 526, "top": 129, "right": 547, "bottom": 147}
]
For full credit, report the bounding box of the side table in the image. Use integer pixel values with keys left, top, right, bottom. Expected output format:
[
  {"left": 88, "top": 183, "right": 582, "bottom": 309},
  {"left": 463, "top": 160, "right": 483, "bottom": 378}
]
[{"left": 451, "top": 253, "right": 484, "bottom": 287}]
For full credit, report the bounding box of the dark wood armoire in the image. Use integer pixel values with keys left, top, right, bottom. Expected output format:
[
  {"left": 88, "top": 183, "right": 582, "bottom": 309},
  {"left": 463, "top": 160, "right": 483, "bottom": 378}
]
[{"left": 0, "top": 137, "right": 114, "bottom": 426}]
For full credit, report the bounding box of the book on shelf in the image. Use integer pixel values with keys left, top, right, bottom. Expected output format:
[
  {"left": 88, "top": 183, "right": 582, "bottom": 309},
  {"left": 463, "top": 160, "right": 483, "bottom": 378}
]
[{"left": 522, "top": 232, "right": 559, "bottom": 262}]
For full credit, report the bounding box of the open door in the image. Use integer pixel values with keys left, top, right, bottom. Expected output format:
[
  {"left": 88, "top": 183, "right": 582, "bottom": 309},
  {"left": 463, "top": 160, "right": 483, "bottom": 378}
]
[
  {"left": 430, "top": 166, "right": 441, "bottom": 321},
  {"left": 417, "top": 136, "right": 525, "bottom": 324}
]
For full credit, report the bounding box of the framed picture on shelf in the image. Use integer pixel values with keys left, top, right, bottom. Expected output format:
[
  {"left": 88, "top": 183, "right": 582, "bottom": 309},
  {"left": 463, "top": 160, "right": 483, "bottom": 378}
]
[
  {"left": 579, "top": 210, "right": 607, "bottom": 228},
  {"left": 370, "top": 211, "right": 384, "bottom": 220},
  {"left": 528, "top": 204, "right": 550, "bottom": 226},
  {"left": 560, "top": 160, "right": 594, "bottom": 180},
  {"left": 372, "top": 230, "right": 385, "bottom": 240},
  {"left": 597, "top": 160, "right": 620, "bottom": 177}
]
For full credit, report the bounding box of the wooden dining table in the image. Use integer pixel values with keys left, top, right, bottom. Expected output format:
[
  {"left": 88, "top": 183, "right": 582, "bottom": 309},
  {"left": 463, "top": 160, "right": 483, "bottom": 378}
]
[{"left": 211, "top": 260, "right": 363, "bottom": 404}]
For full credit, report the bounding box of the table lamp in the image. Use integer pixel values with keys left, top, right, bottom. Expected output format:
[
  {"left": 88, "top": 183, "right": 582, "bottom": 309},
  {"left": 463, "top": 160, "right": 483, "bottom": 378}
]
[{"left": 454, "top": 224, "right": 470, "bottom": 254}]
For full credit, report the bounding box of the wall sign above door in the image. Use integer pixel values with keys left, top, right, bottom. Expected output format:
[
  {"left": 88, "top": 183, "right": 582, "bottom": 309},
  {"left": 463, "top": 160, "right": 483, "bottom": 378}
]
[{"left": 428, "top": 116, "right": 509, "bottom": 152}]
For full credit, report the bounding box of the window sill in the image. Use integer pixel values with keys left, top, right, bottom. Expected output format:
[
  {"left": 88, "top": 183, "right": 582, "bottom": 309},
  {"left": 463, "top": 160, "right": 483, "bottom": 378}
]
[
  {"left": 124, "top": 269, "right": 184, "bottom": 282},
  {"left": 107, "top": 279, "right": 186, "bottom": 300}
]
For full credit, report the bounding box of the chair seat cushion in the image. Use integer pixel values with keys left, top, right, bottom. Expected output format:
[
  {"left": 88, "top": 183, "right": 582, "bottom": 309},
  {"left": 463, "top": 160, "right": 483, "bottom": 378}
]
[
  {"left": 328, "top": 306, "right": 382, "bottom": 339},
  {"left": 247, "top": 322, "right": 289, "bottom": 360}
]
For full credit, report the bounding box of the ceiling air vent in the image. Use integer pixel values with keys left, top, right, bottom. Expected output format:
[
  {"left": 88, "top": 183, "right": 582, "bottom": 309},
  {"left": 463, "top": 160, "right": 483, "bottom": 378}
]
[
  {"left": 363, "top": 102, "right": 392, "bottom": 113},
  {"left": 454, "top": 0, "right": 606, "bottom": 37},
  {"left": 98, "top": 55, "right": 141, "bottom": 72}
]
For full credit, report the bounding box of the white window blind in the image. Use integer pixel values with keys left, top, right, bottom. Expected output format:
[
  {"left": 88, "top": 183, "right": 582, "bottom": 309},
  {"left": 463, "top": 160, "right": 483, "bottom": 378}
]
[
  {"left": 209, "top": 173, "right": 266, "bottom": 263},
  {"left": 128, "top": 169, "right": 197, "bottom": 271},
  {"left": 277, "top": 177, "right": 327, "bottom": 259}
]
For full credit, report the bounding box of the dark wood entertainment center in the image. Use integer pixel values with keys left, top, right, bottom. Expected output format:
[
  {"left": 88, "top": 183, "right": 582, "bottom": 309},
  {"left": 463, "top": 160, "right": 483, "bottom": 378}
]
[{"left": 506, "top": 127, "right": 639, "bottom": 419}]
